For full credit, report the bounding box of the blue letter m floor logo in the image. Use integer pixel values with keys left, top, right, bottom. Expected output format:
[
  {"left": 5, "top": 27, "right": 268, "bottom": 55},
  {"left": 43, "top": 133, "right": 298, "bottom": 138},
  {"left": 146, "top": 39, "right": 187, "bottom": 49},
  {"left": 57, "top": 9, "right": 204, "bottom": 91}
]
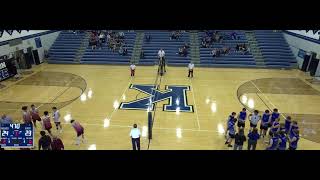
[{"left": 119, "top": 84, "right": 193, "bottom": 112}]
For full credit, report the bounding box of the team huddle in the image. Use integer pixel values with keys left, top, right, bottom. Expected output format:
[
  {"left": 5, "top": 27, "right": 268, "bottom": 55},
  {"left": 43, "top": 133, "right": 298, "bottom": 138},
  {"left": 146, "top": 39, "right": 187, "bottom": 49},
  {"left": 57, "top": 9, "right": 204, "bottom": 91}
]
[
  {"left": 21, "top": 105, "right": 85, "bottom": 150},
  {"left": 225, "top": 108, "right": 300, "bottom": 150}
]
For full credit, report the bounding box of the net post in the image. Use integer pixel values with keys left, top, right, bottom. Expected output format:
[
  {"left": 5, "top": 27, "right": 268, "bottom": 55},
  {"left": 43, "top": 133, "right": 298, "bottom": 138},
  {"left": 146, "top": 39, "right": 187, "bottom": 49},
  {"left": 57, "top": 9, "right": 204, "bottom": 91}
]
[{"left": 148, "top": 111, "right": 152, "bottom": 139}]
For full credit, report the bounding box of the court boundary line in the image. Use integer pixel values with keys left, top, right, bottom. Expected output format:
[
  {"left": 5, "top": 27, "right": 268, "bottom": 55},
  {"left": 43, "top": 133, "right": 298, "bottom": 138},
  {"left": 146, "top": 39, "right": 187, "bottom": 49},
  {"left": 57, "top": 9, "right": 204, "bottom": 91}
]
[
  {"left": 9, "top": 74, "right": 81, "bottom": 122},
  {"left": 108, "top": 77, "right": 134, "bottom": 121},
  {"left": 189, "top": 78, "right": 201, "bottom": 130},
  {"left": 250, "top": 80, "right": 286, "bottom": 119},
  {"left": 59, "top": 121, "right": 219, "bottom": 133},
  {"left": 37, "top": 75, "right": 83, "bottom": 109},
  {"left": 0, "top": 71, "right": 38, "bottom": 92}
]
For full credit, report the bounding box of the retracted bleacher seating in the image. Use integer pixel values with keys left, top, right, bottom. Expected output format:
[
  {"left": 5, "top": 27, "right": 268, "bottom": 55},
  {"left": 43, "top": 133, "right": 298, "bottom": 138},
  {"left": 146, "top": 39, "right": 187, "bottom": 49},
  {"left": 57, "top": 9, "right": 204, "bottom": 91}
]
[
  {"left": 254, "top": 30, "right": 296, "bottom": 68},
  {"left": 48, "top": 31, "right": 85, "bottom": 64},
  {"left": 140, "top": 31, "right": 191, "bottom": 66}
]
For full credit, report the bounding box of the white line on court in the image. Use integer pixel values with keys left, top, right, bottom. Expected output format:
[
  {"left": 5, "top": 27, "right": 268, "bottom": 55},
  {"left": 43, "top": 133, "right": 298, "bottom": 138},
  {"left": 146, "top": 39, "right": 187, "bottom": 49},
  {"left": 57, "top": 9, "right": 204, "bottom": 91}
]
[
  {"left": 250, "top": 80, "right": 286, "bottom": 119},
  {"left": 107, "top": 77, "right": 133, "bottom": 121},
  {"left": 59, "top": 121, "right": 219, "bottom": 133},
  {"left": 189, "top": 78, "right": 201, "bottom": 130},
  {"left": 37, "top": 74, "right": 80, "bottom": 109}
]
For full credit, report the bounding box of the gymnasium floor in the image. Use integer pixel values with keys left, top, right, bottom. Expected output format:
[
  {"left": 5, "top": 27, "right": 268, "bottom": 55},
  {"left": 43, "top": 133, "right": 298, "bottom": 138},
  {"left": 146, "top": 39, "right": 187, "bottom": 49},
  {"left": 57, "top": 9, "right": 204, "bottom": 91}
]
[{"left": 1, "top": 63, "right": 320, "bottom": 150}]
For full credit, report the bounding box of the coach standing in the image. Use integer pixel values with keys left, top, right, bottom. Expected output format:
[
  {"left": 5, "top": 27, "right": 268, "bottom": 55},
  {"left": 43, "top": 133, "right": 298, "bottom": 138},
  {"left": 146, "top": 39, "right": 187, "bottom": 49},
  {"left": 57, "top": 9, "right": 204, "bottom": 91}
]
[{"left": 130, "top": 124, "right": 141, "bottom": 150}]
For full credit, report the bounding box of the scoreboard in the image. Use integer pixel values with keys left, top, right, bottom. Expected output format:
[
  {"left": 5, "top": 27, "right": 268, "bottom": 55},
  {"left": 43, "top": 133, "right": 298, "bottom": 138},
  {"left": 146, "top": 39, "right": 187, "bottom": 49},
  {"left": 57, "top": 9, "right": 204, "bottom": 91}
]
[
  {"left": 0, "top": 124, "right": 34, "bottom": 148},
  {"left": 0, "top": 61, "right": 10, "bottom": 81}
]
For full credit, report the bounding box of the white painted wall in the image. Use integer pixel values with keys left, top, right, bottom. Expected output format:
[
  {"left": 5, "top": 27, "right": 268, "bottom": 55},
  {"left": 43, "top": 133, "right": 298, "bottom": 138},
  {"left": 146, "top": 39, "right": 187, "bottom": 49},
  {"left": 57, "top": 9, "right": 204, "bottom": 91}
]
[
  {"left": 0, "top": 31, "right": 61, "bottom": 62},
  {"left": 0, "top": 30, "right": 48, "bottom": 42},
  {"left": 283, "top": 32, "right": 320, "bottom": 70}
]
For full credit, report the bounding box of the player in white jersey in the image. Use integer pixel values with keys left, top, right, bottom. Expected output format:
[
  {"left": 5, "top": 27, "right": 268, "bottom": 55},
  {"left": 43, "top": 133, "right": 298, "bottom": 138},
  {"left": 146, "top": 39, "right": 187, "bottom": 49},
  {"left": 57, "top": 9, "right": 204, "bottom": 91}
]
[
  {"left": 248, "top": 110, "right": 261, "bottom": 131},
  {"left": 52, "top": 107, "right": 62, "bottom": 133}
]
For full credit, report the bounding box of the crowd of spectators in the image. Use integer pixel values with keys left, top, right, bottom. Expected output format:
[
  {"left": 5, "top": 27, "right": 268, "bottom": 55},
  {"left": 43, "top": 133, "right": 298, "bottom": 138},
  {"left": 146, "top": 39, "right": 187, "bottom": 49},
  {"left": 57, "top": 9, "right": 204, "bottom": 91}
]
[
  {"left": 200, "top": 30, "right": 251, "bottom": 58},
  {"left": 89, "top": 31, "right": 128, "bottom": 56}
]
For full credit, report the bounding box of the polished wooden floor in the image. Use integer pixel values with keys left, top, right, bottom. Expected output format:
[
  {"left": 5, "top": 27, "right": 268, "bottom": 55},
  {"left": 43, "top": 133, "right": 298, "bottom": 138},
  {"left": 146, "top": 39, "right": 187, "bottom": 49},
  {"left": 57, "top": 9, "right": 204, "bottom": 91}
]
[{"left": 1, "top": 63, "right": 320, "bottom": 150}]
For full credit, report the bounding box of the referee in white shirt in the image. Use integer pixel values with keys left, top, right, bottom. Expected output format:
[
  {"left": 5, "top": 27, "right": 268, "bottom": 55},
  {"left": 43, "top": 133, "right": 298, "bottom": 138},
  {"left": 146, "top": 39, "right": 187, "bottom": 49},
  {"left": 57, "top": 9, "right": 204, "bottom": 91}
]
[
  {"left": 188, "top": 62, "right": 194, "bottom": 78},
  {"left": 158, "top": 48, "right": 166, "bottom": 72},
  {"left": 130, "top": 124, "right": 141, "bottom": 150}
]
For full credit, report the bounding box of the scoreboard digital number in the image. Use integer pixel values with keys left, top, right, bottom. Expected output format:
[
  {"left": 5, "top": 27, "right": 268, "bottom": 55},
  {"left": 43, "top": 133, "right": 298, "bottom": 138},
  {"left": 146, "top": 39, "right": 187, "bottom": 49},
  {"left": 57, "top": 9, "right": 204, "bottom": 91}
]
[{"left": 0, "top": 124, "right": 34, "bottom": 148}]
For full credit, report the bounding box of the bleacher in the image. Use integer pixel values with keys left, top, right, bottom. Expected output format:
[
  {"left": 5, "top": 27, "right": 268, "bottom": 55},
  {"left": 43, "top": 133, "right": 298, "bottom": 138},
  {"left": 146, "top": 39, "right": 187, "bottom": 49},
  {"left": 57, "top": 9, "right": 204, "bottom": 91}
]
[
  {"left": 254, "top": 30, "right": 296, "bottom": 68},
  {"left": 198, "top": 31, "right": 256, "bottom": 68},
  {"left": 81, "top": 31, "right": 136, "bottom": 65},
  {"left": 139, "top": 31, "right": 191, "bottom": 66},
  {"left": 47, "top": 30, "right": 297, "bottom": 69},
  {"left": 48, "top": 31, "right": 85, "bottom": 64}
]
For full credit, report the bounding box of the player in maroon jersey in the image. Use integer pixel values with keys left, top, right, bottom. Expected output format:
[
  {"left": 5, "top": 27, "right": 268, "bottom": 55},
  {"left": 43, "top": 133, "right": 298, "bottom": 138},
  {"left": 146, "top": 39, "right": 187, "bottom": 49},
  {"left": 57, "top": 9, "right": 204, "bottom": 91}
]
[
  {"left": 51, "top": 135, "right": 64, "bottom": 150},
  {"left": 70, "top": 120, "right": 85, "bottom": 145},
  {"left": 42, "top": 111, "right": 52, "bottom": 136},
  {"left": 30, "top": 104, "right": 41, "bottom": 128},
  {"left": 22, "top": 106, "right": 32, "bottom": 125}
]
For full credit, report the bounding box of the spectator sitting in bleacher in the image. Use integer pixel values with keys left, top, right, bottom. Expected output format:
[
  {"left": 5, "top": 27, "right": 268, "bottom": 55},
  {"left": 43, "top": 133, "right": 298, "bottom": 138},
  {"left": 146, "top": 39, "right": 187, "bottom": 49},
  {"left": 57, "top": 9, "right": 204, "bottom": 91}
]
[
  {"left": 222, "top": 46, "right": 231, "bottom": 55},
  {"left": 239, "top": 44, "right": 250, "bottom": 55},
  {"left": 205, "top": 36, "right": 211, "bottom": 44},
  {"left": 213, "top": 31, "right": 223, "bottom": 43},
  {"left": 201, "top": 39, "right": 210, "bottom": 48},
  {"left": 182, "top": 47, "right": 188, "bottom": 57},
  {"left": 145, "top": 34, "right": 151, "bottom": 42},
  {"left": 89, "top": 34, "right": 97, "bottom": 50},
  {"left": 212, "top": 48, "right": 217, "bottom": 57},
  {"left": 123, "top": 46, "right": 128, "bottom": 55},
  {"left": 112, "top": 44, "right": 117, "bottom": 52},
  {"left": 118, "top": 31, "right": 125, "bottom": 39},
  {"left": 205, "top": 30, "right": 214, "bottom": 38},
  {"left": 244, "top": 47, "right": 250, "bottom": 55},
  {"left": 99, "top": 32, "right": 105, "bottom": 43},
  {"left": 236, "top": 44, "right": 240, "bottom": 51},
  {"left": 237, "top": 44, "right": 249, "bottom": 54},
  {"left": 231, "top": 31, "right": 238, "bottom": 40},
  {"left": 178, "top": 48, "right": 183, "bottom": 56},
  {"left": 177, "top": 47, "right": 188, "bottom": 57},
  {"left": 119, "top": 46, "right": 124, "bottom": 56},
  {"left": 183, "top": 42, "right": 190, "bottom": 49},
  {"left": 140, "top": 49, "right": 145, "bottom": 59},
  {"left": 106, "top": 33, "right": 111, "bottom": 42},
  {"left": 170, "top": 31, "right": 180, "bottom": 40},
  {"left": 201, "top": 40, "right": 206, "bottom": 48}
]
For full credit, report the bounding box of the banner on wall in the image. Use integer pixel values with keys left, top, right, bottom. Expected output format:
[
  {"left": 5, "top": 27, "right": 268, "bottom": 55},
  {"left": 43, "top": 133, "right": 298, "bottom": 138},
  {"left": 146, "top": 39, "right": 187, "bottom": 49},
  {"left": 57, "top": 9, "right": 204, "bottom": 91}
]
[
  {"left": 287, "top": 30, "right": 320, "bottom": 41},
  {"left": 5, "top": 30, "right": 13, "bottom": 35}
]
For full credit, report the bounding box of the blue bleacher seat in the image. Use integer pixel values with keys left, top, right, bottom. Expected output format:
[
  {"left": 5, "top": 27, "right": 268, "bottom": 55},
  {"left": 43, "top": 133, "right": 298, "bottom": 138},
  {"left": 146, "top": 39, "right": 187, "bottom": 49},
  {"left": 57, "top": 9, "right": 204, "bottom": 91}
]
[{"left": 48, "top": 31, "right": 85, "bottom": 63}]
